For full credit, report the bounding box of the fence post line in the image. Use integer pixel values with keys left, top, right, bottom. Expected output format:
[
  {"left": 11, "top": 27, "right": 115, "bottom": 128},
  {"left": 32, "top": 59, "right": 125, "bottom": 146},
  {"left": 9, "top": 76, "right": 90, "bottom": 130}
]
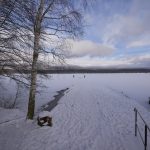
[
  {"left": 144, "top": 125, "right": 147, "bottom": 150},
  {"left": 134, "top": 108, "right": 150, "bottom": 150},
  {"left": 134, "top": 108, "right": 137, "bottom": 136}
]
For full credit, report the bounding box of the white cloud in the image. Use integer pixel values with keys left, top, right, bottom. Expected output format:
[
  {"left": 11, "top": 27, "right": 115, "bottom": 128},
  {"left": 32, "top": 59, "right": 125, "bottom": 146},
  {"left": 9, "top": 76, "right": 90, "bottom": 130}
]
[
  {"left": 66, "top": 53, "right": 150, "bottom": 68},
  {"left": 67, "top": 39, "right": 115, "bottom": 58},
  {"left": 127, "top": 38, "right": 150, "bottom": 48},
  {"left": 100, "top": 0, "right": 150, "bottom": 48},
  {"left": 103, "top": 15, "right": 150, "bottom": 46}
]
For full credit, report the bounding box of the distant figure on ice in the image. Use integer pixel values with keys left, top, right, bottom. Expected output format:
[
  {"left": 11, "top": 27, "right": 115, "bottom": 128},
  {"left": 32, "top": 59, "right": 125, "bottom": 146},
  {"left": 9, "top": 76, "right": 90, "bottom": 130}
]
[
  {"left": 84, "top": 75, "right": 86, "bottom": 78},
  {"left": 73, "top": 75, "right": 75, "bottom": 78}
]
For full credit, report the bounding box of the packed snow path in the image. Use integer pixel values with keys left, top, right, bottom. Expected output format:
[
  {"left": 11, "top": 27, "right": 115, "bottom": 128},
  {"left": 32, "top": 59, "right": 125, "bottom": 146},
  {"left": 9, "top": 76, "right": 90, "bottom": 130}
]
[
  {"left": 1, "top": 74, "right": 150, "bottom": 150},
  {"left": 22, "top": 79, "right": 148, "bottom": 150}
]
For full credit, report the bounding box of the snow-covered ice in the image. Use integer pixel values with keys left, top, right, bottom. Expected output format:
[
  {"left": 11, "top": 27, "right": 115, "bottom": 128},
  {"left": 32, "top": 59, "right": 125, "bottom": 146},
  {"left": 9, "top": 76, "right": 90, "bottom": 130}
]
[{"left": 0, "top": 73, "right": 150, "bottom": 150}]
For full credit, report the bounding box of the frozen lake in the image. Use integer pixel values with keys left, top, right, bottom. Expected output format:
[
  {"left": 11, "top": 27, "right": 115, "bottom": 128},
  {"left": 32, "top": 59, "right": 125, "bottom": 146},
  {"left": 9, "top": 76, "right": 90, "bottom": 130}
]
[
  {"left": 0, "top": 73, "right": 150, "bottom": 150},
  {"left": 1, "top": 73, "right": 150, "bottom": 111}
]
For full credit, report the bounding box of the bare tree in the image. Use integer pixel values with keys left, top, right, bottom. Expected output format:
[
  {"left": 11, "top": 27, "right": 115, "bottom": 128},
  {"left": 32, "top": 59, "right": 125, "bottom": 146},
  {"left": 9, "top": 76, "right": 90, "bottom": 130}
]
[
  {"left": 27, "top": 0, "right": 88, "bottom": 119},
  {"left": 0, "top": 0, "right": 33, "bottom": 86},
  {"left": 0, "top": 0, "right": 88, "bottom": 119}
]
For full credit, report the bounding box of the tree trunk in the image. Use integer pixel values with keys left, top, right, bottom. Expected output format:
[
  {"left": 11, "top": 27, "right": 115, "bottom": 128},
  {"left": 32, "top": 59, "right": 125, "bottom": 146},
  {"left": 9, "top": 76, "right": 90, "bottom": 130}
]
[
  {"left": 26, "top": 44, "right": 39, "bottom": 119},
  {"left": 26, "top": 0, "right": 44, "bottom": 119}
]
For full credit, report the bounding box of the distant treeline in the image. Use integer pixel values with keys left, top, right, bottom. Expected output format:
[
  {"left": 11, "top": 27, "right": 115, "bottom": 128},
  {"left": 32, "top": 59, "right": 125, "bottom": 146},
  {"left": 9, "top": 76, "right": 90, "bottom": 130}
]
[{"left": 1, "top": 68, "right": 150, "bottom": 74}]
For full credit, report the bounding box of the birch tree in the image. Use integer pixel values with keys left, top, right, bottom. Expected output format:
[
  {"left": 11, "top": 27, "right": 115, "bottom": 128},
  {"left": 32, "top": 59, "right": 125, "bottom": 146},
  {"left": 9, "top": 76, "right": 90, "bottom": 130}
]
[
  {"left": 0, "top": 0, "right": 87, "bottom": 119},
  {"left": 27, "top": 0, "right": 87, "bottom": 119}
]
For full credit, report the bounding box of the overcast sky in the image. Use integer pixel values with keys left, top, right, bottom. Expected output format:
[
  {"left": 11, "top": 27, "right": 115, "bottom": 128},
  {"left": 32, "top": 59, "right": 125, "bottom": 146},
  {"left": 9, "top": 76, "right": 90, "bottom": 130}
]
[{"left": 66, "top": 0, "right": 150, "bottom": 68}]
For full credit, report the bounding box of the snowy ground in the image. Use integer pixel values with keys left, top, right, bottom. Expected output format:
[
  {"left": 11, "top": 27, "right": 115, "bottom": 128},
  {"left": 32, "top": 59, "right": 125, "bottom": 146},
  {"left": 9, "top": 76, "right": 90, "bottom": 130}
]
[{"left": 0, "top": 73, "right": 150, "bottom": 150}]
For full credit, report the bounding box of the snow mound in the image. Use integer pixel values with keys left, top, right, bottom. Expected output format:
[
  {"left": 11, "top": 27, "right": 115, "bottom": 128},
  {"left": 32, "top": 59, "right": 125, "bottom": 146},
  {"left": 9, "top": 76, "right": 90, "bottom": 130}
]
[{"left": 38, "top": 111, "right": 52, "bottom": 118}]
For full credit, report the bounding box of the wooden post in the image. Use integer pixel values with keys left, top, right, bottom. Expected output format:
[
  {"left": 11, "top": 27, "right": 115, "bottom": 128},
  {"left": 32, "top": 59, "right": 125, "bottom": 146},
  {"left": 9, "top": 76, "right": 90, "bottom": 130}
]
[
  {"left": 144, "top": 125, "right": 147, "bottom": 150},
  {"left": 134, "top": 108, "right": 137, "bottom": 136}
]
